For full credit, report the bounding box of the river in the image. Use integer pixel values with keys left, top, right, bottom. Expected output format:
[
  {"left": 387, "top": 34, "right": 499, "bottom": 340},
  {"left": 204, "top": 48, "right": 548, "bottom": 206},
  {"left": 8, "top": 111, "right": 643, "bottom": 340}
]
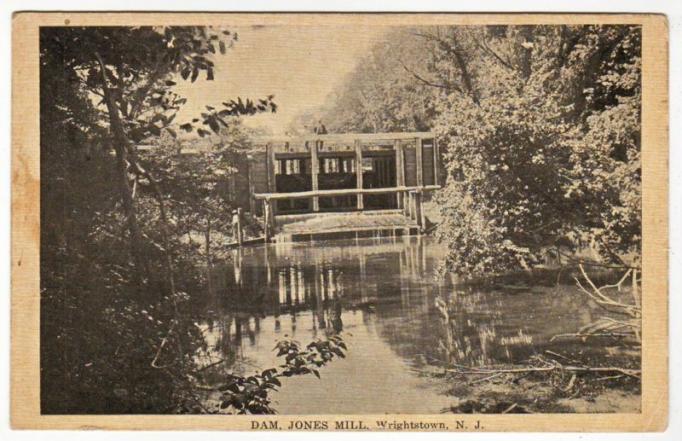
[{"left": 195, "top": 236, "right": 628, "bottom": 414}]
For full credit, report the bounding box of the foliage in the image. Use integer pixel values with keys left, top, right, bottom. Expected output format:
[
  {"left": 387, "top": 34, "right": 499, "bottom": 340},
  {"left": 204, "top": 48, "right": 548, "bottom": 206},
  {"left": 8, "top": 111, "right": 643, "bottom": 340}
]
[
  {"left": 305, "top": 28, "right": 439, "bottom": 134},
  {"left": 149, "top": 119, "right": 259, "bottom": 259},
  {"left": 39, "top": 25, "right": 274, "bottom": 413},
  {"left": 323, "top": 25, "right": 641, "bottom": 276},
  {"left": 432, "top": 25, "right": 641, "bottom": 275},
  {"left": 208, "top": 335, "right": 347, "bottom": 414}
]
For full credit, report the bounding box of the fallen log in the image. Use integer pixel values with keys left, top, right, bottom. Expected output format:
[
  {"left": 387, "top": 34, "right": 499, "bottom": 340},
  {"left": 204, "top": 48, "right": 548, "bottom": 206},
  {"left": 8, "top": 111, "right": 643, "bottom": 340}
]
[{"left": 447, "top": 364, "right": 640, "bottom": 378}]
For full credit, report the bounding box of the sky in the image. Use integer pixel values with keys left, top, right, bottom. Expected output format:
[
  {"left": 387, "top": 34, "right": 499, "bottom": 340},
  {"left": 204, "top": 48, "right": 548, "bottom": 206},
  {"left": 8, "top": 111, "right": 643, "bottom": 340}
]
[{"left": 173, "top": 25, "right": 391, "bottom": 135}]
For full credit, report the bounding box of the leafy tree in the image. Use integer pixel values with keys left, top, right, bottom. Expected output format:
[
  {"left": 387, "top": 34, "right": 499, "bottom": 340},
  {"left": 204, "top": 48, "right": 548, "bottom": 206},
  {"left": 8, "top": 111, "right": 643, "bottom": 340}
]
[
  {"left": 430, "top": 25, "right": 641, "bottom": 275},
  {"left": 314, "top": 28, "right": 439, "bottom": 133},
  {"left": 321, "top": 25, "right": 641, "bottom": 276},
  {"left": 41, "top": 26, "right": 275, "bottom": 281},
  {"left": 39, "top": 26, "right": 275, "bottom": 413},
  {"left": 150, "top": 118, "right": 258, "bottom": 262}
]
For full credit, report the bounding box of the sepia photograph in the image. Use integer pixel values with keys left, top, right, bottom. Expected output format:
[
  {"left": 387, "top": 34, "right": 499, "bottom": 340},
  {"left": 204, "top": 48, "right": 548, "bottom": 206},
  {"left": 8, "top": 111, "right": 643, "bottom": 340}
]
[{"left": 10, "top": 12, "right": 669, "bottom": 431}]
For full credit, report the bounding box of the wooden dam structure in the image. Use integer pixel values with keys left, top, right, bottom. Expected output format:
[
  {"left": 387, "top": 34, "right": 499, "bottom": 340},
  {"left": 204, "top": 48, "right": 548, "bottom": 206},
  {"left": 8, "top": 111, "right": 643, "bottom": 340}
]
[{"left": 232, "top": 132, "right": 442, "bottom": 242}]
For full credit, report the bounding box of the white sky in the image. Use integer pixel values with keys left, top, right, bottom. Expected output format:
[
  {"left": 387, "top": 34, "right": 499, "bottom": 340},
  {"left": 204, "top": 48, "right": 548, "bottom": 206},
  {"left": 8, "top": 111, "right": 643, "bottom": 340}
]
[{"left": 173, "top": 25, "right": 391, "bottom": 135}]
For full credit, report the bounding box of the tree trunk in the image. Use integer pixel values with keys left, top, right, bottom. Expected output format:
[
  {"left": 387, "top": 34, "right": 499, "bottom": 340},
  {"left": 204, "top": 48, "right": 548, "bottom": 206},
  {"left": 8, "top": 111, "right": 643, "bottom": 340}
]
[
  {"left": 94, "top": 53, "right": 146, "bottom": 279},
  {"left": 205, "top": 219, "right": 211, "bottom": 263},
  {"left": 205, "top": 219, "right": 213, "bottom": 297}
]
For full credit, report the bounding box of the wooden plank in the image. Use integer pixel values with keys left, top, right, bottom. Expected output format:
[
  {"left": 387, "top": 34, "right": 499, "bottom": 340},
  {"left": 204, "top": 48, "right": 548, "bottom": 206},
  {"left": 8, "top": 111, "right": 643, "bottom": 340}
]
[
  {"left": 403, "top": 190, "right": 410, "bottom": 217},
  {"left": 311, "top": 141, "right": 320, "bottom": 212},
  {"left": 416, "top": 137, "right": 423, "bottom": 187},
  {"left": 395, "top": 140, "right": 405, "bottom": 186},
  {"left": 266, "top": 143, "right": 276, "bottom": 193},
  {"left": 266, "top": 143, "right": 278, "bottom": 215},
  {"left": 255, "top": 185, "right": 440, "bottom": 200},
  {"left": 395, "top": 140, "right": 405, "bottom": 208},
  {"left": 433, "top": 137, "right": 440, "bottom": 186},
  {"left": 247, "top": 156, "right": 256, "bottom": 215},
  {"left": 413, "top": 190, "right": 424, "bottom": 232},
  {"left": 263, "top": 199, "right": 272, "bottom": 242},
  {"left": 355, "top": 139, "right": 364, "bottom": 210},
  {"left": 236, "top": 207, "right": 243, "bottom": 245},
  {"left": 253, "top": 131, "right": 436, "bottom": 146},
  {"left": 403, "top": 143, "right": 416, "bottom": 186}
]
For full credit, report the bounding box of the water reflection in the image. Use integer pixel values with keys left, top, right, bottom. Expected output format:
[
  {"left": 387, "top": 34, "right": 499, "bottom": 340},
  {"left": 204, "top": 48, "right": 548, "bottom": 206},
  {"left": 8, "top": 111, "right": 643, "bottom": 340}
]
[{"left": 196, "top": 236, "right": 606, "bottom": 413}]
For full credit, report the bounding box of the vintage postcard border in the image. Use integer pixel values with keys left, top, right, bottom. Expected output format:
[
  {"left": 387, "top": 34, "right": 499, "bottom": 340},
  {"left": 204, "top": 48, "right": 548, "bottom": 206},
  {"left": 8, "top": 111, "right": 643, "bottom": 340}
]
[{"left": 11, "top": 12, "right": 669, "bottom": 431}]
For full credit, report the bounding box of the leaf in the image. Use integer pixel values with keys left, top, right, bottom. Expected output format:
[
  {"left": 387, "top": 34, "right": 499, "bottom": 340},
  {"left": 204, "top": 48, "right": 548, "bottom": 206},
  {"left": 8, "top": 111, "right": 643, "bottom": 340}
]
[
  {"left": 148, "top": 125, "right": 161, "bottom": 137},
  {"left": 219, "top": 41, "right": 226, "bottom": 54},
  {"left": 207, "top": 118, "right": 220, "bottom": 134},
  {"left": 180, "top": 123, "right": 193, "bottom": 132}
]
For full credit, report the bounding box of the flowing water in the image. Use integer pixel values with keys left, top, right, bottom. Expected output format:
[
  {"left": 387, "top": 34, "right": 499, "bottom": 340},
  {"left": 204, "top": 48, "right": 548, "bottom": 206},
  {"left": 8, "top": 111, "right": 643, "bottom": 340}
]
[{"left": 196, "top": 236, "right": 624, "bottom": 414}]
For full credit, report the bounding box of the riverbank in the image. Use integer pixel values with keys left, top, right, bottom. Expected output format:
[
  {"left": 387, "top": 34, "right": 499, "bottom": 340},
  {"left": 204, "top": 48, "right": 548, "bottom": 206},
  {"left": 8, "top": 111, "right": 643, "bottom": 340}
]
[
  {"left": 437, "top": 367, "right": 641, "bottom": 413},
  {"left": 429, "top": 266, "right": 641, "bottom": 414}
]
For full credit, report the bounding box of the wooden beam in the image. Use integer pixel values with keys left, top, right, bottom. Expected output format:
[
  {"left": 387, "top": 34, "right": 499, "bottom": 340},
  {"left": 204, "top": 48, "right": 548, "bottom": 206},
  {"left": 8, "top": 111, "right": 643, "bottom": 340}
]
[
  {"left": 247, "top": 156, "right": 256, "bottom": 215},
  {"left": 414, "top": 190, "right": 424, "bottom": 232},
  {"left": 254, "top": 131, "right": 436, "bottom": 146},
  {"left": 266, "top": 143, "right": 276, "bottom": 192},
  {"left": 416, "top": 137, "right": 423, "bottom": 187},
  {"left": 394, "top": 139, "right": 402, "bottom": 208},
  {"left": 311, "top": 141, "right": 320, "bottom": 212},
  {"left": 236, "top": 207, "right": 243, "bottom": 245},
  {"left": 263, "top": 199, "right": 272, "bottom": 242},
  {"left": 266, "top": 143, "right": 277, "bottom": 215},
  {"left": 433, "top": 137, "right": 440, "bottom": 186},
  {"left": 254, "top": 185, "right": 440, "bottom": 200},
  {"left": 355, "top": 139, "right": 364, "bottom": 210},
  {"left": 394, "top": 140, "right": 408, "bottom": 208}
]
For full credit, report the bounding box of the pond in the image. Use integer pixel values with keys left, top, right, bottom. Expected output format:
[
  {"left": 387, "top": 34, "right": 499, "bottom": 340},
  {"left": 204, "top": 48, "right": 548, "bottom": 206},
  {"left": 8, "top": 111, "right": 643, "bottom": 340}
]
[{"left": 196, "top": 236, "right": 624, "bottom": 414}]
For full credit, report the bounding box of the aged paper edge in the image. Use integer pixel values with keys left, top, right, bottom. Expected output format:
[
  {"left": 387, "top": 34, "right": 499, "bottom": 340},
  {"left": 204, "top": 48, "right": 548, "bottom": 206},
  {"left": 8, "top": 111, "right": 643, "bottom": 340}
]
[{"left": 10, "top": 12, "right": 669, "bottom": 432}]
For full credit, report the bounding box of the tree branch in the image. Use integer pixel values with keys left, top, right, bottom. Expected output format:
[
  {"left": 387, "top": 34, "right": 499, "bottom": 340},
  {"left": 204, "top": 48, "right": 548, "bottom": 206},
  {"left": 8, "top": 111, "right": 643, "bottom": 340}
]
[{"left": 398, "top": 59, "right": 461, "bottom": 92}]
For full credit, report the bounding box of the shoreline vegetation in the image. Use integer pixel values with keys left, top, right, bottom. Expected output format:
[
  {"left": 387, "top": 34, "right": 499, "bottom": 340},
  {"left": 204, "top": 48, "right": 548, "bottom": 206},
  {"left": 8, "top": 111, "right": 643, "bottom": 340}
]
[
  {"left": 427, "top": 264, "right": 641, "bottom": 414},
  {"left": 40, "top": 24, "right": 640, "bottom": 414}
]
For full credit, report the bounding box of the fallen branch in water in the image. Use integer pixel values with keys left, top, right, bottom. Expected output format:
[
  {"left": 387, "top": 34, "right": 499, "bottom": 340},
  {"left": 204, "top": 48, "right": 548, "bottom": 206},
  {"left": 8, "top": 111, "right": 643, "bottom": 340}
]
[
  {"left": 560, "top": 265, "right": 642, "bottom": 344},
  {"left": 468, "top": 372, "right": 504, "bottom": 384},
  {"left": 551, "top": 331, "right": 633, "bottom": 341},
  {"left": 448, "top": 365, "right": 639, "bottom": 378},
  {"left": 574, "top": 264, "right": 640, "bottom": 319},
  {"left": 446, "top": 355, "right": 641, "bottom": 379},
  {"left": 502, "top": 402, "right": 519, "bottom": 414},
  {"left": 194, "top": 358, "right": 228, "bottom": 373}
]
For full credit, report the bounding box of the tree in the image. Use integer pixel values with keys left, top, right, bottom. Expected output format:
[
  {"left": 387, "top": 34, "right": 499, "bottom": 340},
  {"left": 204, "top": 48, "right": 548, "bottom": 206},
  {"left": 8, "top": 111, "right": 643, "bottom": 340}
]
[
  {"left": 430, "top": 25, "right": 641, "bottom": 275},
  {"left": 323, "top": 25, "right": 641, "bottom": 276},
  {"left": 39, "top": 25, "right": 276, "bottom": 413},
  {"left": 312, "top": 28, "right": 439, "bottom": 133},
  {"left": 41, "top": 26, "right": 276, "bottom": 283}
]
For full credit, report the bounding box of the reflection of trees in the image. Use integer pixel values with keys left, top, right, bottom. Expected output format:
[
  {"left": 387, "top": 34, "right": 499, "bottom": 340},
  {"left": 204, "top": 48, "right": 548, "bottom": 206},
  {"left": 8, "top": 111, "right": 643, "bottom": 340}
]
[{"left": 200, "top": 237, "right": 602, "bottom": 375}]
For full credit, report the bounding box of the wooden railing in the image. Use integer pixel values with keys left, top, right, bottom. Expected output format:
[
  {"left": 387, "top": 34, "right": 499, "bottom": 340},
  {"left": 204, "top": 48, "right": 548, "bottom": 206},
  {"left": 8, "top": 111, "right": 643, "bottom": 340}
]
[
  {"left": 255, "top": 185, "right": 440, "bottom": 241},
  {"left": 253, "top": 185, "right": 439, "bottom": 200}
]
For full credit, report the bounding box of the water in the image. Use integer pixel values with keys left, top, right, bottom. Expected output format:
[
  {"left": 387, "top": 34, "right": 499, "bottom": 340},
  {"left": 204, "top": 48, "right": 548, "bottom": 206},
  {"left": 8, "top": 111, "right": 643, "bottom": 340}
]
[{"left": 196, "top": 236, "right": 618, "bottom": 414}]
